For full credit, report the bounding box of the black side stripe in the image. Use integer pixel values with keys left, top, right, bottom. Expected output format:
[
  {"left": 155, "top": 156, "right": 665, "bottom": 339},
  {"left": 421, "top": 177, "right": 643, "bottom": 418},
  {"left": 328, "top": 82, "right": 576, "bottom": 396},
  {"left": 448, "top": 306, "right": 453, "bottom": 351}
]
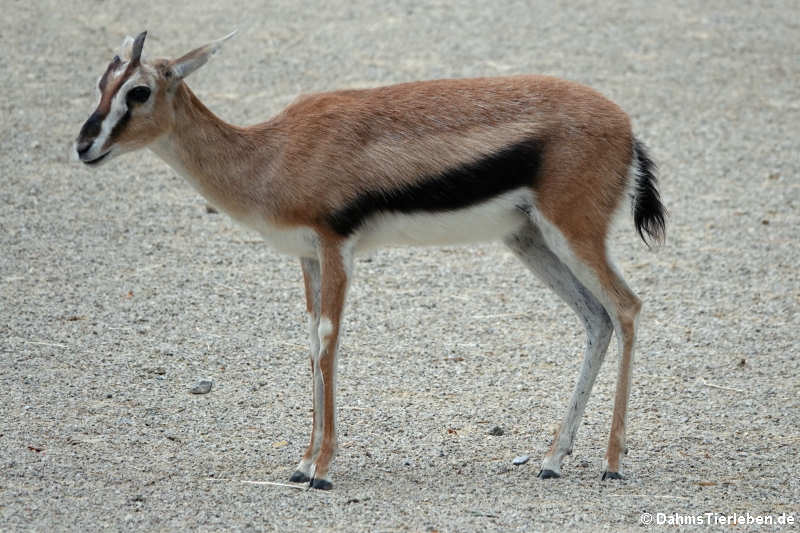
[{"left": 327, "top": 138, "right": 543, "bottom": 236}]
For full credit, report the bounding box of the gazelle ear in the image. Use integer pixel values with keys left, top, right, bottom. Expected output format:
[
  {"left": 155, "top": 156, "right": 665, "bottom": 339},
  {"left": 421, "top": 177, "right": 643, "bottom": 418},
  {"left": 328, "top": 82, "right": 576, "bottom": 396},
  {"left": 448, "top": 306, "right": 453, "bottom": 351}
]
[{"left": 168, "top": 30, "right": 237, "bottom": 80}]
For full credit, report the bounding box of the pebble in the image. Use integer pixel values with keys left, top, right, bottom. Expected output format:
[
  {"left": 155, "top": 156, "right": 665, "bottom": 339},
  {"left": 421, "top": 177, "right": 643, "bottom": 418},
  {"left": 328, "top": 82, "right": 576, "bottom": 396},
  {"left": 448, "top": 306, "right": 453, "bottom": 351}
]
[
  {"left": 512, "top": 455, "right": 530, "bottom": 465},
  {"left": 190, "top": 380, "right": 213, "bottom": 394},
  {"left": 488, "top": 426, "right": 504, "bottom": 436}
]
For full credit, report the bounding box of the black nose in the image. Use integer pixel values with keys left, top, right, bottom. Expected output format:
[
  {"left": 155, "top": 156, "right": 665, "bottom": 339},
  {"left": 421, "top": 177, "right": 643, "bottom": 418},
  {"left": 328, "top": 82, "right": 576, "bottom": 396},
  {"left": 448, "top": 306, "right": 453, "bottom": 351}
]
[
  {"left": 76, "top": 138, "right": 92, "bottom": 156},
  {"left": 77, "top": 111, "right": 104, "bottom": 154}
]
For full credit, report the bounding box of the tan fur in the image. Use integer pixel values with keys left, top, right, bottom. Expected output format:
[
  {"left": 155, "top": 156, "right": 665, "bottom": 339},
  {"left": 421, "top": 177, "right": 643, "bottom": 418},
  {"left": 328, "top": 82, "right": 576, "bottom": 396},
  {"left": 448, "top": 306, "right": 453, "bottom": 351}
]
[
  {"left": 299, "top": 259, "right": 322, "bottom": 469},
  {"left": 94, "top": 61, "right": 129, "bottom": 117},
  {"left": 272, "top": 76, "right": 632, "bottom": 229},
  {"left": 301, "top": 357, "right": 318, "bottom": 465},
  {"left": 108, "top": 79, "right": 174, "bottom": 152},
  {"left": 312, "top": 241, "right": 350, "bottom": 480},
  {"left": 78, "top": 37, "right": 651, "bottom": 486},
  {"left": 104, "top": 71, "right": 634, "bottom": 234}
]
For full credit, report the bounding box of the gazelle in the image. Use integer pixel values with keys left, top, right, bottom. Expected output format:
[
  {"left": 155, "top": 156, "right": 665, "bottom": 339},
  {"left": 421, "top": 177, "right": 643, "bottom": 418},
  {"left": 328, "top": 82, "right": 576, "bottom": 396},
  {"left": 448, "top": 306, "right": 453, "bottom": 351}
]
[{"left": 76, "top": 31, "right": 666, "bottom": 490}]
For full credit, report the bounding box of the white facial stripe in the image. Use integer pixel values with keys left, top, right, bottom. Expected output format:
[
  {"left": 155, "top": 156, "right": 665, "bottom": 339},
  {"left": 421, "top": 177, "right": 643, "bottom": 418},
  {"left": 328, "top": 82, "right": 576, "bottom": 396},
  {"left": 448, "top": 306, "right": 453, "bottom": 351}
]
[
  {"left": 92, "top": 72, "right": 152, "bottom": 156},
  {"left": 92, "top": 83, "right": 129, "bottom": 154}
]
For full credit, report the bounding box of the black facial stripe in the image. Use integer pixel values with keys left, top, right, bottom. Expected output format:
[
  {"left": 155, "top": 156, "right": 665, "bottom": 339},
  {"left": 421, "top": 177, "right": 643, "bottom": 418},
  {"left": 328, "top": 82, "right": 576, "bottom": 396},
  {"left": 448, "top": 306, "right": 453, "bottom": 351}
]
[
  {"left": 110, "top": 109, "right": 131, "bottom": 140},
  {"left": 79, "top": 111, "right": 104, "bottom": 140},
  {"left": 326, "top": 138, "right": 543, "bottom": 236}
]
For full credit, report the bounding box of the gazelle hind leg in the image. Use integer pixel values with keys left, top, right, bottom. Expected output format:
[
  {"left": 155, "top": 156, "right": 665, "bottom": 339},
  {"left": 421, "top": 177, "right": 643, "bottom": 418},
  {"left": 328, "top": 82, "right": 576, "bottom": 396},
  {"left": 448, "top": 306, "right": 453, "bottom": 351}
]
[
  {"left": 290, "top": 257, "right": 322, "bottom": 483},
  {"left": 599, "top": 260, "right": 641, "bottom": 479},
  {"left": 535, "top": 217, "right": 641, "bottom": 479},
  {"left": 504, "top": 224, "right": 614, "bottom": 479}
]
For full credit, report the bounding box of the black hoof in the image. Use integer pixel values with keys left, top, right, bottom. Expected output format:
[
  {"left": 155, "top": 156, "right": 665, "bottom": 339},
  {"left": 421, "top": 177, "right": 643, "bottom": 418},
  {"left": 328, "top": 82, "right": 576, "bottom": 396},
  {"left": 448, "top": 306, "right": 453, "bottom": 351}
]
[
  {"left": 537, "top": 469, "right": 561, "bottom": 479},
  {"left": 601, "top": 471, "right": 624, "bottom": 480},
  {"left": 289, "top": 470, "right": 310, "bottom": 483},
  {"left": 310, "top": 478, "right": 333, "bottom": 490}
]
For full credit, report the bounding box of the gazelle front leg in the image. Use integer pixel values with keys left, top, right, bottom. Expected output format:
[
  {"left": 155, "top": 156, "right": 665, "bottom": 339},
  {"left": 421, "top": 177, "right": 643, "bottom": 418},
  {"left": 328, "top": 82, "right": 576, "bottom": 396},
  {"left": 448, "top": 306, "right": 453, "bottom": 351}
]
[
  {"left": 302, "top": 239, "right": 353, "bottom": 490},
  {"left": 290, "top": 257, "right": 322, "bottom": 484}
]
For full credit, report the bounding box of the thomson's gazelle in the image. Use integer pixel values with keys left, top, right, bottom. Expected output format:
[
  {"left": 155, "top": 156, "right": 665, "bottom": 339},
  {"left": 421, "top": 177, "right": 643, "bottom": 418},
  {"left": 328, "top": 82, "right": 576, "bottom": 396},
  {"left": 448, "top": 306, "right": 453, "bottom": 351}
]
[{"left": 76, "top": 31, "right": 666, "bottom": 490}]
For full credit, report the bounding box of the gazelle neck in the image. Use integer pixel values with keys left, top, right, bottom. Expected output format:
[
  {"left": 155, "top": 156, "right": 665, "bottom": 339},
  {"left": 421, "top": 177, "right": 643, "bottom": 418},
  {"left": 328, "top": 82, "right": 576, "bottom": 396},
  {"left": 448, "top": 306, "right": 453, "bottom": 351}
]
[{"left": 149, "top": 82, "right": 281, "bottom": 219}]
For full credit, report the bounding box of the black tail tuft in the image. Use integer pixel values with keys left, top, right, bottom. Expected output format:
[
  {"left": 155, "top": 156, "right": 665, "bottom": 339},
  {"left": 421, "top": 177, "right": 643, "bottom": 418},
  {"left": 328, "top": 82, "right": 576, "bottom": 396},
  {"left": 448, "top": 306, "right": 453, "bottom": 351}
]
[{"left": 632, "top": 139, "right": 666, "bottom": 246}]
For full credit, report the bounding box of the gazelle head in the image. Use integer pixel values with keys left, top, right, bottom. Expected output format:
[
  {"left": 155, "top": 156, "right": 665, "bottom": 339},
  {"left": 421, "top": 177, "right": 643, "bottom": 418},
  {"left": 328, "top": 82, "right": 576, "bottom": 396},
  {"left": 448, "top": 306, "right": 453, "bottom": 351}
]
[{"left": 75, "top": 30, "right": 236, "bottom": 166}]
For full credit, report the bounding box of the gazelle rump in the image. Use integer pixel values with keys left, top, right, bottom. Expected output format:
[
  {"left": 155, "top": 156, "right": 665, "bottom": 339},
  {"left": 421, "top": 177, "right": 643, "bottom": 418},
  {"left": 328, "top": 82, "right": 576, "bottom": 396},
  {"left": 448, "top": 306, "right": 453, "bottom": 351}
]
[{"left": 76, "top": 31, "right": 666, "bottom": 490}]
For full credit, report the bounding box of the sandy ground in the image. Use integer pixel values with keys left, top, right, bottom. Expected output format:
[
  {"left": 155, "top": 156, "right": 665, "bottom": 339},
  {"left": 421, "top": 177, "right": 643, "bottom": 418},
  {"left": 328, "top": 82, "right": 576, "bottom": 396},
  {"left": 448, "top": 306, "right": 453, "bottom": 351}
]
[{"left": 2, "top": 0, "right": 799, "bottom": 531}]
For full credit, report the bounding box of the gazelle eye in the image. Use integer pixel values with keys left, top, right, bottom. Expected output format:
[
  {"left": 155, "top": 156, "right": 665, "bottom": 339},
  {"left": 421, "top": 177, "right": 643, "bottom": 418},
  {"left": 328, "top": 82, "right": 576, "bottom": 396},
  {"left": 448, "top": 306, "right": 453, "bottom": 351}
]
[{"left": 127, "top": 86, "right": 151, "bottom": 104}]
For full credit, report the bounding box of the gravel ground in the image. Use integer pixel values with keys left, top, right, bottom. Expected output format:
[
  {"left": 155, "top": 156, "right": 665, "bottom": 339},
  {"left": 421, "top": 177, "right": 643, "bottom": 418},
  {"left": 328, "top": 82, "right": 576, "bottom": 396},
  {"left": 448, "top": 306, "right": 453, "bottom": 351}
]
[{"left": 2, "top": 1, "right": 799, "bottom": 531}]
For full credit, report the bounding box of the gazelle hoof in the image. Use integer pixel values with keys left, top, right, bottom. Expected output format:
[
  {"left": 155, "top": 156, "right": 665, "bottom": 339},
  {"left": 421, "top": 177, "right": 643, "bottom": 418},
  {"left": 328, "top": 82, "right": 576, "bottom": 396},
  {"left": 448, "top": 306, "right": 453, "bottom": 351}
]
[
  {"left": 310, "top": 478, "right": 333, "bottom": 490},
  {"left": 537, "top": 469, "right": 561, "bottom": 479},
  {"left": 289, "top": 471, "right": 310, "bottom": 483},
  {"left": 601, "top": 471, "right": 623, "bottom": 480}
]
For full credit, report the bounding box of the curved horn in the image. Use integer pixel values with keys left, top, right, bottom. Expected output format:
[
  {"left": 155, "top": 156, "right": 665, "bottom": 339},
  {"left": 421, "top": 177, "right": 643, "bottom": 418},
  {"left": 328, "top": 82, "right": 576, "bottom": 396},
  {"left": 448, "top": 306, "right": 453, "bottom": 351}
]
[{"left": 129, "top": 31, "right": 147, "bottom": 68}]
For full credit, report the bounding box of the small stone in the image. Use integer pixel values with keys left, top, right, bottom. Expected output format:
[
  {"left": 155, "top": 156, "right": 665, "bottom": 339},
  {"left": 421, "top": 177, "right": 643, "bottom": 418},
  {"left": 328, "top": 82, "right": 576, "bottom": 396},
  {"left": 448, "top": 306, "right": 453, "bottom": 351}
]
[
  {"left": 190, "top": 380, "right": 213, "bottom": 394},
  {"left": 158, "top": 344, "right": 176, "bottom": 356},
  {"left": 488, "top": 426, "right": 505, "bottom": 436},
  {"left": 512, "top": 455, "right": 530, "bottom": 465},
  {"left": 205, "top": 204, "right": 219, "bottom": 214}
]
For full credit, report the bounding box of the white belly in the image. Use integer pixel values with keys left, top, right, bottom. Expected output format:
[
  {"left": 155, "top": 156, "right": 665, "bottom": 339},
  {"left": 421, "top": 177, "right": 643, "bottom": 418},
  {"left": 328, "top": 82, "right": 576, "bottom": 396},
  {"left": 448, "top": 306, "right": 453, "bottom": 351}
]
[
  {"left": 249, "top": 217, "right": 318, "bottom": 257},
  {"left": 354, "top": 188, "right": 532, "bottom": 252}
]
